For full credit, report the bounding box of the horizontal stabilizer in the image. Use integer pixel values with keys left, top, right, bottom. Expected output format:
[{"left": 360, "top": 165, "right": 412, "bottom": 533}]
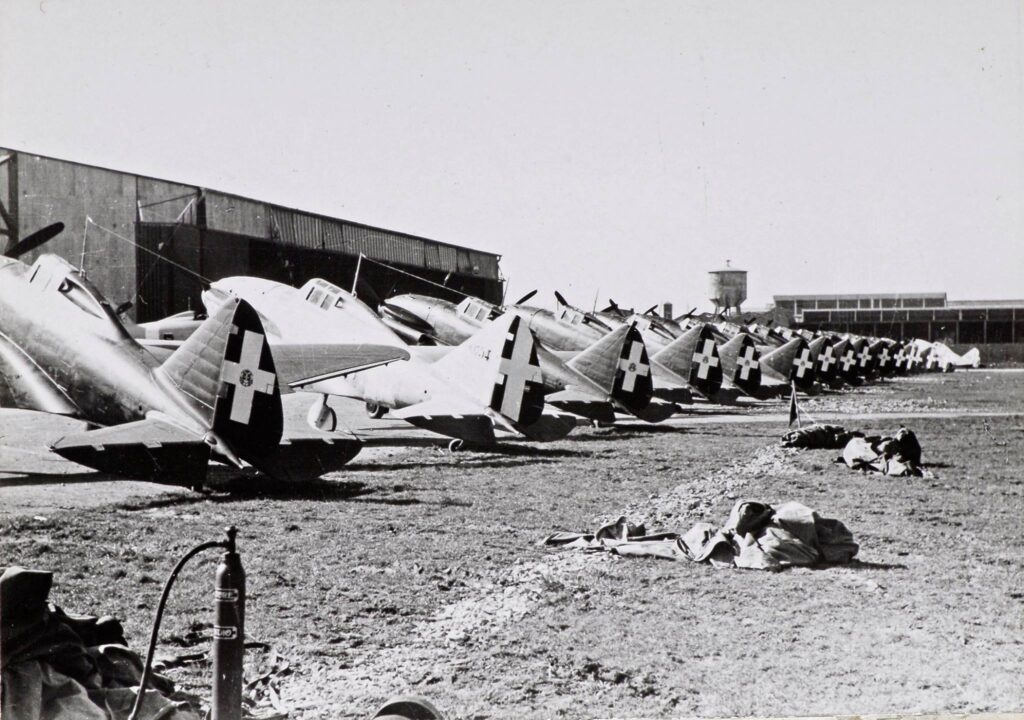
[
  {"left": 515, "top": 410, "right": 578, "bottom": 442},
  {"left": 246, "top": 436, "right": 362, "bottom": 481},
  {"left": 545, "top": 390, "right": 617, "bottom": 424},
  {"left": 51, "top": 418, "right": 209, "bottom": 486},
  {"left": 390, "top": 401, "right": 497, "bottom": 445},
  {"left": 650, "top": 361, "right": 696, "bottom": 403},
  {"left": 632, "top": 399, "right": 679, "bottom": 423},
  {"left": 273, "top": 343, "right": 411, "bottom": 390},
  {"left": 0, "top": 333, "right": 80, "bottom": 416}
]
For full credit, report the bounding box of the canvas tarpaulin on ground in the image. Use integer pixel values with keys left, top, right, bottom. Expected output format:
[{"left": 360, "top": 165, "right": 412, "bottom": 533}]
[{"left": 544, "top": 499, "right": 858, "bottom": 571}]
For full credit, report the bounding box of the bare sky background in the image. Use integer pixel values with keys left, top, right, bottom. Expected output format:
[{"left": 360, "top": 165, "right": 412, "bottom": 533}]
[{"left": 1, "top": 0, "right": 1021, "bottom": 311}]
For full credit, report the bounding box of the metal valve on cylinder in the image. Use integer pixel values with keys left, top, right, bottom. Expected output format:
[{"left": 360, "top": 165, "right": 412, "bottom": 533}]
[{"left": 212, "top": 526, "right": 245, "bottom": 720}]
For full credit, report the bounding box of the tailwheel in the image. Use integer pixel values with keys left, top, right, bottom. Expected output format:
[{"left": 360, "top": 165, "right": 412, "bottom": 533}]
[
  {"left": 365, "top": 402, "right": 388, "bottom": 419},
  {"left": 448, "top": 439, "right": 465, "bottom": 452}
]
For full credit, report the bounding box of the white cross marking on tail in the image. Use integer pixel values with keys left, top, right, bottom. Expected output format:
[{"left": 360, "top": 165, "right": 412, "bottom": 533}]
[
  {"left": 926, "top": 351, "right": 938, "bottom": 369},
  {"left": 496, "top": 328, "right": 543, "bottom": 420},
  {"left": 840, "top": 349, "right": 856, "bottom": 372},
  {"left": 691, "top": 339, "right": 720, "bottom": 380},
  {"left": 877, "top": 346, "right": 891, "bottom": 366},
  {"left": 736, "top": 345, "right": 758, "bottom": 380},
  {"left": 819, "top": 345, "right": 836, "bottom": 373},
  {"left": 894, "top": 348, "right": 906, "bottom": 366},
  {"left": 857, "top": 347, "right": 872, "bottom": 367},
  {"left": 220, "top": 330, "right": 276, "bottom": 424},
  {"left": 793, "top": 348, "right": 814, "bottom": 378},
  {"left": 617, "top": 340, "right": 649, "bottom": 392}
]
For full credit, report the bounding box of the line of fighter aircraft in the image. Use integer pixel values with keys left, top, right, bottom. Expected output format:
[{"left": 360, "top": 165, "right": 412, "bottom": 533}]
[{"left": 0, "top": 223, "right": 980, "bottom": 490}]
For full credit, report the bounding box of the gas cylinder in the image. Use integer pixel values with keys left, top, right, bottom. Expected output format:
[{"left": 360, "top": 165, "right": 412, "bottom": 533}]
[{"left": 212, "top": 526, "right": 245, "bottom": 720}]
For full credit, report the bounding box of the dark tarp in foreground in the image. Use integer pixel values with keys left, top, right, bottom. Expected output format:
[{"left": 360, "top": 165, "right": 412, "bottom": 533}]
[{"left": 1, "top": 566, "right": 199, "bottom": 720}]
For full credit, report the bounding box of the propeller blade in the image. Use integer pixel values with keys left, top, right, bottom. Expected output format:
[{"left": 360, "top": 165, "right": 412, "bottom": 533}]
[
  {"left": 554, "top": 290, "right": 569, "bottom": 307},
  {"left": 643, "top": 304, "right": 657, "bottom": 315},
  {"left": 683, "top": 307, "right": 698, "bottom": 319},
  {"left": 513, "top": 289, "right": 537, "bottom": 305},
  {"left": 4, "top": 222, "right": 65, "bottom": 259}
]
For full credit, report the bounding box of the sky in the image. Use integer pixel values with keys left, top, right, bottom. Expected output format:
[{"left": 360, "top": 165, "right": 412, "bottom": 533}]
[{"left": 1, "top": 0, "right": 1021, "bottom": 311}]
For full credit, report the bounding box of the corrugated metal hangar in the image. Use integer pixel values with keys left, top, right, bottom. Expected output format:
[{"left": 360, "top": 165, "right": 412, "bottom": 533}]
[
  {"left": 774, "top": 293, "right": 1024, "bottom": 345},
  {"left": 0, "top": 148, "right": 504, "bottom": 321}
]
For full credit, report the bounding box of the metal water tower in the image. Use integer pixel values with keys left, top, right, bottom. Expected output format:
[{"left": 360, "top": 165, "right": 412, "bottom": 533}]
[{"left": 709, "top": 260, "right": 747, "bottom": 316}]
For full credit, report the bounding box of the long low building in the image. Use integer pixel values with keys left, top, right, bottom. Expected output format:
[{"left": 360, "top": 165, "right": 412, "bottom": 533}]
[
  {"left": 774, "top": 293, "right": 1024, "bottom": 346},
  {"left": 0, "top": 148, "right": 503, "bottom": 321}
]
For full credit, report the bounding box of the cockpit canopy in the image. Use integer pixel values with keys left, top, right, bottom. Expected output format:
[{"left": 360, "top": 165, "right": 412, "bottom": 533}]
[
  {"left": 456, "top": 297, "right": 497, "bottom": 323},
  {"left": 299, "top": 278, "right": 349, "bottom": 311},
  {"left": 28, "top": 254, "right": 117, "bottom": 322}
]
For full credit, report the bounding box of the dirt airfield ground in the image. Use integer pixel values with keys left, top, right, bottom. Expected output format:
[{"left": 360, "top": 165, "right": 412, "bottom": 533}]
[{"left": 2, "top": 371, "right": 1023, "bottom": 719}]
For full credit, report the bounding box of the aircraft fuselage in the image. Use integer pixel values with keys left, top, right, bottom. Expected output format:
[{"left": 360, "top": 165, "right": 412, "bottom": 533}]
[{"left": 0, "top": 257, "right": 205, "bottom": 430}]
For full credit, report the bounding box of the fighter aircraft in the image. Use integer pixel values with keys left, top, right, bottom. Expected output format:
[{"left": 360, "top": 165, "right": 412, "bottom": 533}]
[
  {"left": 906, "top": 338, "right": 980, "bottom": 372},
  {"left": 381, "top": 292, "right": 678, "bottom": 420},
  {"left": 201, "top": 277, "right": 581, "bottom": 448},
  {"left": 0, "top": 225, "right": 409, "bottom": 487}
]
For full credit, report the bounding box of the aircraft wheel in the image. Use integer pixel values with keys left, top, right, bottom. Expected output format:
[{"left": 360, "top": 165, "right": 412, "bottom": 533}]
[
  {"left": 307, "top": 395, "right": 337, "bottom": 432},
  {"left": 365, "top": 402, "right": 387, "bottom": 419},
  {"left": 448, "top": 439, "right": 464, "bottom": 452},
  {"left": 371, "top": 694, "right": 445, "bottom": 719}
]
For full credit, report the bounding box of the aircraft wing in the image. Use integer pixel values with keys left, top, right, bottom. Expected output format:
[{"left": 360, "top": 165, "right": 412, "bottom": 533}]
[
  {"left": 389, "top": 399, "right": 497, "bottom": 446},
  {"left": 0, "top": 333, "right": 80, "bottom": 416},
  {"left": 272, "top": 344, "right": 411, "bottom": 391},
  {"left": 50, "top": 418, "right": 210, "bottom": 486}
]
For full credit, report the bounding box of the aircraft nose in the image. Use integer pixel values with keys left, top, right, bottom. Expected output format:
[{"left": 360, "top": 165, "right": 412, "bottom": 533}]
[{"left": 380, "top": 298, "right": 435, "bottom": 334}]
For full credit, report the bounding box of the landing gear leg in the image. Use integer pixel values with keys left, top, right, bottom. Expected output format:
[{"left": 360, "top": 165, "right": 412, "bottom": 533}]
[{"left": 306, "top": 394, "right": 338, "bottom": 432}]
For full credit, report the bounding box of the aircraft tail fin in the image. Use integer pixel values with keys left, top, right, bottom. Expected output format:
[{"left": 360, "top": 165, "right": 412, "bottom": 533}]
[
  {"left": 717, "top": 332, "right": 762, "bottom": 397},
  {"left": 432, "top": 314, "right": 546, "bottom": 427},
  {"left": 567, "top": 323, "right": 654, "bottom": 413},
  {"left": 158, "top": 297, "right": 283, "bottom": 465},
  {"left": 761, "top": 336, "right": 815, "bottom": 389},
  {"left": 651, "top": 323, "right": 723, "bottom": 399}
]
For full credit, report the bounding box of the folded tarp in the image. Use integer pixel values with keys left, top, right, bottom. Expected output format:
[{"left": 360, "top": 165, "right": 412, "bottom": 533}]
[
  {"left": 841, "top": 427, "right": 924, "bottom": 477},
  {"left": 781, "top": 424, "right": 860, "bottom": 449},
  {"left": 544, "top": 500, "right": 858, "bottom": 571}
]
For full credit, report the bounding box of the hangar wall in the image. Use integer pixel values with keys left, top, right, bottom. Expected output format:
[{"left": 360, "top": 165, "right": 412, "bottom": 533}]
[
  {"left": 1, "top": 149, "right": 504, "bottom": 321},
  {"left": 774, "top": 293, "right": 1024, "bottom": 346}
]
